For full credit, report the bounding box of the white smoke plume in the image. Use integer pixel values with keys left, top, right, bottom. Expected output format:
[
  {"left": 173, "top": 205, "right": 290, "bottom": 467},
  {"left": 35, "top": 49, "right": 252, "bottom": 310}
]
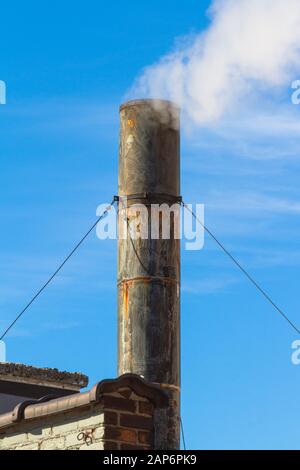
[{"left": 130, "top": 0, "right": 300, "bottom": 126}]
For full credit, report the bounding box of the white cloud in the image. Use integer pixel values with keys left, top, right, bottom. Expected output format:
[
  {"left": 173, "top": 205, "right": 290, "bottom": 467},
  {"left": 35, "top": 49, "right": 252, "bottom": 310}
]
[{"left": 130, "top": 0, "right": 300, "bottom": 126}]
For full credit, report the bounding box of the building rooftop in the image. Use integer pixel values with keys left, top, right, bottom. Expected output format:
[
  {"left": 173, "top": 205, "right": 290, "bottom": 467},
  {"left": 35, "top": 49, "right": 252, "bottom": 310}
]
[
  {"left": 0, "top": 373, "right": 168, "bottom": 431},
  {"left": 0, "top": 362, "right": 88, "bottom": 390},
  {"left": 0, "top": 362, "right": 89, "bottom": 415},
  {"left": 0, "top": 373, "right": 169, "bottom": 448}
]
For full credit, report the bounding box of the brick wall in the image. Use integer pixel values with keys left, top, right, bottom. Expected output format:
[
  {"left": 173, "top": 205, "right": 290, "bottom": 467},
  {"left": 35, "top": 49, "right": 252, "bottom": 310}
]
[
  {"left": 0, "top": 386, "right": 158, "bottom": 450},
  {"left": 101, "top": 388, "right": 155, "bottom": 450}
]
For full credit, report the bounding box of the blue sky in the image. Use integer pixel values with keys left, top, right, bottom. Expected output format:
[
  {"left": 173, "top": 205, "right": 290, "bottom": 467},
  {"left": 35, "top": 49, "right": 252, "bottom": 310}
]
[{"left": 1, "top": 0, "right": 300, "bottom": 450}]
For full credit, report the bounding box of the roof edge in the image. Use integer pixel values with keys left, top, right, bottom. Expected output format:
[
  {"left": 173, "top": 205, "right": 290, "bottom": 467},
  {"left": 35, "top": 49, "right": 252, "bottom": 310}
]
[
  {"left": 0, "top": 362, "right": 88, "bottom": 389},
  {"left": 0, "top": 374, "right": 168, "bottom": 432},
  {"left": 90, "top": 373, "right": 169, "bottom": 407}
]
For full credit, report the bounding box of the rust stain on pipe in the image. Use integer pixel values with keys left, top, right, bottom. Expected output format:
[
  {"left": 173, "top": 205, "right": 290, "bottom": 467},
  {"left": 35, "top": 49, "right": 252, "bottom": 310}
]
[
  {"left": 118, "top": 276, "right": 178, "bottom": 286},
  {"left": 123, "top": 282, "right": 129, "bottom": 321}
]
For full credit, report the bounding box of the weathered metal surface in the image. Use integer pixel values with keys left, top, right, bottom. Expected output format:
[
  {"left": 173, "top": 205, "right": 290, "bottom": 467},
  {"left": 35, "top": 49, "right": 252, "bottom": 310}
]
[
  {"left": 118, "top": 99, "right": 180, "bottom": 449},
  {"left": 119, "top": 99, "right": 180, "bottom": 197}
]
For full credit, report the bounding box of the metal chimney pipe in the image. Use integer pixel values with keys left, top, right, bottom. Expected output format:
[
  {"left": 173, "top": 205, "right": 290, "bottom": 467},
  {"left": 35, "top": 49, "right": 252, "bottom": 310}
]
[{"left": 117, "top": 99, "right": 180, "bottom": 449}]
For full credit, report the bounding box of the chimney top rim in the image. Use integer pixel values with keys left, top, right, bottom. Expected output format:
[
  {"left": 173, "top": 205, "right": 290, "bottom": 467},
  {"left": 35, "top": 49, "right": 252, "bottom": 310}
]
[{"left": 120, "top": 99, "right": 180, "bottom": 112}]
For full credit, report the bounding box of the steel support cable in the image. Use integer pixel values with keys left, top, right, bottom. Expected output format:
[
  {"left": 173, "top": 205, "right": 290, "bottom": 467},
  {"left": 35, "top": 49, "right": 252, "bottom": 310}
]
[
  {"left": 180, "top": 416, "right": 187, "bottom": 450},
  {"left": 0, "top": 199, "right": 116, "bottom": 341},
  {"left": 182, "top": 201, "right": 300, "bottom": 336},
  {"left": 118, "top": 196, "right": 153, "bottom": 276}
]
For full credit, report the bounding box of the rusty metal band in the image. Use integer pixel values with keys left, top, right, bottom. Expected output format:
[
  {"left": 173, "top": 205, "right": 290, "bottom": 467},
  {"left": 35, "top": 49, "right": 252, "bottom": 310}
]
[
  {"left": 158, "top": 383, "right": 181, "bottom": 392},
  {"left": 117, "top": 276, "right": 179, "bottom": 287},
  {"left": 115, "top": 193, "right": 182, "bottom": 205}
]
